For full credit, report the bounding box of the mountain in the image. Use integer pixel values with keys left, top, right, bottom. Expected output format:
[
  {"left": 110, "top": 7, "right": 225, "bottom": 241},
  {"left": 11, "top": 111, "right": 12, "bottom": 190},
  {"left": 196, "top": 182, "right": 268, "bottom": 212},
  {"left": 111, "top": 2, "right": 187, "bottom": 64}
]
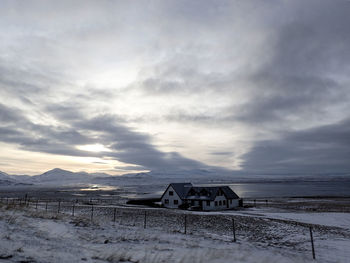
[
  {"left": 0, "top": 168, "right": 114, "bottom": 186},
  {"left": 31, "top": 168, "right": 95, "bottom": 183},
  {"left": 0, "top": 170, "right": 31, "bottom": 185},
  {"left": 0, "top": 171, "right": 11, "bottom": 180},
  {"left": 0, "top": 170, "right": 15, "bottom": 184},
  {"left": 4, "top": 167, "right": 349, "bottom": 187}
]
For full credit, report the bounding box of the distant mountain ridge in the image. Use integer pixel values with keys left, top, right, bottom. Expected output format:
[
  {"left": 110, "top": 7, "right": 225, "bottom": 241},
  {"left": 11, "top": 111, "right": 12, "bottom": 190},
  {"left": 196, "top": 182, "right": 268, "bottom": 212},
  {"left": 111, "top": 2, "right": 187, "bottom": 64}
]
[
  {"left": 0, "top": 171, "right": 14, "bottom": 182},
  {"left": 35, "top": 168, "right": 86, "bottom": 182},
  {"left": 0, "top": 170, "right": 30, "bottom": 185},
  {"left": 32, "top": 168, "right": 112, "bottom": 183},
  {"left": 1, "top": 168, "right": 350, "bottom": 187},
  {"left": 0, "top": 168, "right": 112, "bottom": 186},
  {"left": 0, "top": 171, "right": 11, "bottom": 180}
]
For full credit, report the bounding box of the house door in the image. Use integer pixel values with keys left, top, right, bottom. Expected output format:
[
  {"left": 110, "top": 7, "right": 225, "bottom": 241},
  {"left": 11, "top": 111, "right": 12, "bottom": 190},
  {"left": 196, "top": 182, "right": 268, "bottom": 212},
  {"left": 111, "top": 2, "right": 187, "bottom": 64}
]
[{"left": 226, "top": 199, "right": 229, "bottom": 208}]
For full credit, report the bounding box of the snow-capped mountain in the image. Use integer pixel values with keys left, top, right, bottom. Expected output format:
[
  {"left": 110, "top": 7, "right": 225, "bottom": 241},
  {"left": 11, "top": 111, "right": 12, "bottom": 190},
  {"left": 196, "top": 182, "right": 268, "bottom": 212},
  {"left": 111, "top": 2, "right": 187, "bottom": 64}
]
[
  {"left": 29, "top": 168, "right": 111, "bottom": 184},
  {"left": 0, "top": 171, "right": 15, "bottom": 183},
  {"left": 0, "top": 168, "right": 114, "bottom": 186},
  {"left": 34, "top": 168, "right": 85, "bottom": 182},
  {"left": 3, "top": 167, "right": 349, "bottom": 187},
  {"left": 0, "top": 171, "right": 31, "bottom": 185},
  {"left": 0, "top": 170, "right": 11, "bottom": 180}
]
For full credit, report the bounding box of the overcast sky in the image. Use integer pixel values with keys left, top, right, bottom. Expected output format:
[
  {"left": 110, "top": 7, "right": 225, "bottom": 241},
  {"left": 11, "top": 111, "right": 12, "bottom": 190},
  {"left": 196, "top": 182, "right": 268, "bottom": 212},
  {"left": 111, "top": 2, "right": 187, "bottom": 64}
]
[{"left": 0, "top": 0, "right": 349, "bottom": 175}]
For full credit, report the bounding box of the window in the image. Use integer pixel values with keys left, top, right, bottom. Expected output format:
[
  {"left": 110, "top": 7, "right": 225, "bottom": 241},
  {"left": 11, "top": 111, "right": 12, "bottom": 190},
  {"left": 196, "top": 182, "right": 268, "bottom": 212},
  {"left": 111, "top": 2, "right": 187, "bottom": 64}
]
[
  {"left": 200, "top": 189, "right": 208, "bottom": 196},
  {"left": 206, "top": 201, "right": 210, "bottom": 206},
  {"left": 165, "top": 199, "right": 169, "bottom": 204},
  {"left": 189, "top": 189, "right": 196, "bottom": 196},
  {"left": 219, "top": 201, "right": 222, "bottom": 206},
  {"left": 174, "top": 199, "right": 178, "bottom": 205},
  {"left": 223, "top": 200, "right": 226, "bottom": 205},
  {"left": 215, "top": 201, "right": 218, "bottom": 206},
  {"left": 169, "top": 191, "right": 174, "bottom": 196}
]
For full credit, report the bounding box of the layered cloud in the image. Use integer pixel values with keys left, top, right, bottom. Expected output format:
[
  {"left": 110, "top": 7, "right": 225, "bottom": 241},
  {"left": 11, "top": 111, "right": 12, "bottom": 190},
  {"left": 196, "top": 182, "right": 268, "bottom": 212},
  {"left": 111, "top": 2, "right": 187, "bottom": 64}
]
[
  {"left": 0, "top": 0, "right": 349, "bottom": 175},
  {"left": 242, "top": 118, "right": 350, "bottom": 173}
]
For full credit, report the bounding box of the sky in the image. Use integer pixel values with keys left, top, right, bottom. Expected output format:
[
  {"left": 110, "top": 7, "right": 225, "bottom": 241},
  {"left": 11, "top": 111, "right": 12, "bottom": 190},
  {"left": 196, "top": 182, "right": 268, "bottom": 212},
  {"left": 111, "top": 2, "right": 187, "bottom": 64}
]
[{"left": 0, "top": 0, "right": 349, "bottom": 176}]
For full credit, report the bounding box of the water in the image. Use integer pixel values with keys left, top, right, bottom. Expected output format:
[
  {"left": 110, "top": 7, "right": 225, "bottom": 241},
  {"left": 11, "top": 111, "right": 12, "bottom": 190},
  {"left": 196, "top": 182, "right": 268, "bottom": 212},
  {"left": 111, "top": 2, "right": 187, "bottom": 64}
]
[
  {"left": 2, "top": 180, "right": 349, "bottom": 200},
  {"left": 131, "top": 180, "right": 350, "bottom": 199},
  {"left": 221, "top": 181, "right": 350, "bottom": 198}
]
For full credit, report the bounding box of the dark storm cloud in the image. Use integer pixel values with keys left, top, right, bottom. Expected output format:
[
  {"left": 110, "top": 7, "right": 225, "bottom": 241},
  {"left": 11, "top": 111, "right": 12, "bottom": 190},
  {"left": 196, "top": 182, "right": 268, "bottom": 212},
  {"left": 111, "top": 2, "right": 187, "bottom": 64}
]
[
  {"left": 0, "top": 103, "right": 22, "bottom": 122},
  {"left": 0, "top": 100, "right": 212, "bottom": 172},
  {"left": 133, "top": 0, "right": 350, "bottom": 129},
  {"left": 45, "top": 104, "right": 85, "bottom": 122},
  {"left": 133, "top": 58, "right": 235, "bottom": 97},
  {"left": 73, "top": 115, "right": 209, "bottom": 171},
  {"left": 234, "top": 1, "right": 350, "bottom": 126},
  {"left": 0, "top": 103, "right": 99, "bottom": 157},
  {"left": 1, "top": 0, "right": 350, "bottom": 175},
  {"left": 0, "top": 60, "right": 67, "bottom": 97},
  {"left": 237, "top": 1, "right": 350, "bottom": 173},
  {"left": 242, "top": 118, "right": 350, "bottom": 173},
  {"left": 235, "top": 75, "right": 342, "bottom": 125}
]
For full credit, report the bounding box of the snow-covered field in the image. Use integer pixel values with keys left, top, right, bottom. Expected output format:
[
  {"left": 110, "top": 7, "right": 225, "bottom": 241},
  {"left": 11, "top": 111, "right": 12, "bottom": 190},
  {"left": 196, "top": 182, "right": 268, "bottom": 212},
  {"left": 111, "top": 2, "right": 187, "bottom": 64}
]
[
  {"left": 243, "top": 209, "right": 350, "bottom": 229},
  {"left": 0, "top": 204, "right": 310, "bottom": 263},
  {"left": 1, "top": 202, "right": 349, "bottom": 263}
]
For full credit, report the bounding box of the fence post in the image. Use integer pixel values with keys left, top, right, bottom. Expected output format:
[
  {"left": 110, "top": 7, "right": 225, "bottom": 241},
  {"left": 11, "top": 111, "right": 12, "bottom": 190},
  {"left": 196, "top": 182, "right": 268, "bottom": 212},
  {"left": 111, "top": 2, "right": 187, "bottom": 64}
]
[
  {"left": 45, "top": 201, "right": 48, "bottom": 212},
  {"left": 113, "top": 208, "right": 116, "bottom": 222},
  {"left": 144, "top": 211, "right": 147, "bottom": 229},
  {"left": 58, "top": 200, "right": 61, "bottom": 213},
  {"left": 309, "top": 226, "right": 316, "bottom": 259},
  {"left": 232, "top": 218, "right": 237, "bottom": 242},
  {"left": 184, "top": 214, "right": 187, "bottom": 234},
  {"left": 72, "top": 204, "right": 75, "bottom": 217},
  {"left": 91, "top": 204, "right": 94, "bottom": 222},
  {"left": 35, "top": 199, "right": 38, "bottom": 210}
]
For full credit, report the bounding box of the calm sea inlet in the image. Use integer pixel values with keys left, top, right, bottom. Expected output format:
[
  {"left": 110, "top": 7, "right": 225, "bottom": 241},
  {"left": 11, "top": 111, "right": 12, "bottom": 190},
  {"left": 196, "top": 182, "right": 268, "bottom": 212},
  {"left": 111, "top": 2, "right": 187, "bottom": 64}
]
[
  {"left": 1, "top": 180, "right": 349, "bottom": 200},
  {"left": 141, "top": 180, "right": 350, "bottom": 199},
  {"left": 205, "top": 181, "right": 350, "bottom": 198}
]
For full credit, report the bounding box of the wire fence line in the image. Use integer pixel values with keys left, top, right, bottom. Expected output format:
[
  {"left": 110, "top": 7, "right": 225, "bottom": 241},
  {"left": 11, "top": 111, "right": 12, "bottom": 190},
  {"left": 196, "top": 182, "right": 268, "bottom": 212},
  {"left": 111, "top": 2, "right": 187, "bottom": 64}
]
[{"left": 0, "top": 196, "right": 324, "bottom": 260}]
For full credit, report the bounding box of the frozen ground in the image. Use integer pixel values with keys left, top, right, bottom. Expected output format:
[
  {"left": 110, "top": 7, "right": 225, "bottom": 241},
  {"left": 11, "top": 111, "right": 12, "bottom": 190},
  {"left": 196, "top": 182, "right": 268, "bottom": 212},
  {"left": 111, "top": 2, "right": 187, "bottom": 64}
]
[
  {"left": 239, "top": 209, "right": 350, "bottom": 229},
  {"left": 0, "top": 204, "right": 311, "bottom": 263},
  {"left": 1, "top": 202, "right": 350, "bottom": 263}
]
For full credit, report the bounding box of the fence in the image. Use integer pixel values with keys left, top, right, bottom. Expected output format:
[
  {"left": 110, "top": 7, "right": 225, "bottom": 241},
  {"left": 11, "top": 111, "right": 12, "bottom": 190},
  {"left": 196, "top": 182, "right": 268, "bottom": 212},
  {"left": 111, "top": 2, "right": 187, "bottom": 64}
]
[{"left": 0, "top": 196, "right": 321, "bottom": 260}]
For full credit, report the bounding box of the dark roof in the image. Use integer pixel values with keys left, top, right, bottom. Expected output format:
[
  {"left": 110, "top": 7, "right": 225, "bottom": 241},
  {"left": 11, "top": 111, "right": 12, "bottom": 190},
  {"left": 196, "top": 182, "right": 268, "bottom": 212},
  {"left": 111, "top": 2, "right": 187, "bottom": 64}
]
[
  {"left": 185, "top": 187, "right": 219, "bottom": 201},
  {"left": 162, "top": 183, "right": 239, "bottom": 201},
  {"left": 221, "top": 186, "right": 240, "bottom": 199},
  {"left": 185, "top": 186, "right": 239, "bottom": 201},
  {"left": 169, "top": 183, "right": 193, "bottom": 199}
]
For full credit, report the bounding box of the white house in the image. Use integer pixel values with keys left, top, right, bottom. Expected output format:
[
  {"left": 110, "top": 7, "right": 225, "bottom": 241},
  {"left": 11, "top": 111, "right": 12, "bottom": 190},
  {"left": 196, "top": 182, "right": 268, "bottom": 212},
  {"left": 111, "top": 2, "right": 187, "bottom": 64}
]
[
  {"left": 160, "top": 183, "right": 192, "bottom": 208},
  {"left": 160, "top": 183, "right": 241, "bottom": 211}
]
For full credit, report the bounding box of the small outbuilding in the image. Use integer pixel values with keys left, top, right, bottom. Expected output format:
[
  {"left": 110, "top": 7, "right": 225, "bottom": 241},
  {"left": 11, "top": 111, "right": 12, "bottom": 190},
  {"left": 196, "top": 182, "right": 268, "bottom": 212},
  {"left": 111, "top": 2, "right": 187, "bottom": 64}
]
[{"left": 160, "top": 183, "right": 240, "bottom": 211}]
